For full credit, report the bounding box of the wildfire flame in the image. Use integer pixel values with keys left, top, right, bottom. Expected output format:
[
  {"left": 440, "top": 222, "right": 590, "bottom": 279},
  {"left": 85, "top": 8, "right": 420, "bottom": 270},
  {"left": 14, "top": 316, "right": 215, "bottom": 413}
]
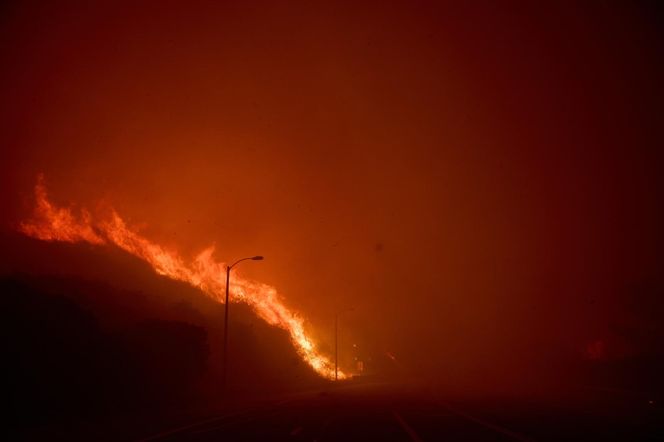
[{"left": 19, "top": 176, "right": 345, "bottom": 380}]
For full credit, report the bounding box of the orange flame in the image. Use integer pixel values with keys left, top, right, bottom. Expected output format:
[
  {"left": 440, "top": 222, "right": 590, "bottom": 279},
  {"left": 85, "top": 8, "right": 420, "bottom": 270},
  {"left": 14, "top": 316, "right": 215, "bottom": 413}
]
[{"left": 19, "top": 176, "right": 345, "bottom": 380}]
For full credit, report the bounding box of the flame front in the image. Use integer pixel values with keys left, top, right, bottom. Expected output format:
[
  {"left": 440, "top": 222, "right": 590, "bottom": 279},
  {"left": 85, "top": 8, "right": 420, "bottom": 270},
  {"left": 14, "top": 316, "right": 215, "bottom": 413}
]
[{"left": 19, "top": 177, "right": 345, "bottom": 380}]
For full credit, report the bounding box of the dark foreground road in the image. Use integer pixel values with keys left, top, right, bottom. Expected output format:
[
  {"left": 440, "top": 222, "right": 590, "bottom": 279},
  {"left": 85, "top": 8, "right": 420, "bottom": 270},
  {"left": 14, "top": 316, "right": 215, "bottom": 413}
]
[{"left": 135, "top": 382, "right": 663, "bottom": 442}]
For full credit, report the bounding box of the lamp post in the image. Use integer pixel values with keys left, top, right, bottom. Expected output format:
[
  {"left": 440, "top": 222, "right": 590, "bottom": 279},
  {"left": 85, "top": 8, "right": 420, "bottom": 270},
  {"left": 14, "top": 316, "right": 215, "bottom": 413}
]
[
  {"left": 222, "top": 255, "right": 263, "bottom": 390},
  {"left": 335, "top": 308, "right": 353, "bottom": 381}
]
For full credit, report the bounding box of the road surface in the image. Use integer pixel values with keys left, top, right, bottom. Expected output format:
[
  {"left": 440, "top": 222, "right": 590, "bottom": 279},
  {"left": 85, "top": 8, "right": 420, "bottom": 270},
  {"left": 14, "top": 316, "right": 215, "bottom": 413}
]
[{"left": 138, "top": 382, "right": 663, "bottom": 441}]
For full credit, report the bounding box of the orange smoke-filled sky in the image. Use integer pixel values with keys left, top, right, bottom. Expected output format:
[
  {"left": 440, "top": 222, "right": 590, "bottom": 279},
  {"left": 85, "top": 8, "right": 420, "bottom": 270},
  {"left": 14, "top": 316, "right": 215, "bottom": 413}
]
[{"left": 1, "top": 1, "right": 663, "bottom": 384}]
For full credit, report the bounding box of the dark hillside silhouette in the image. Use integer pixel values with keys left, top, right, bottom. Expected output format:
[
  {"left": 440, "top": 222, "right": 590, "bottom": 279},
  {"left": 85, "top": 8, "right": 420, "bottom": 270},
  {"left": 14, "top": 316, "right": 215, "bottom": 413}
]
[
  {"left": 3, "top": 278, "right": 210, "bottom": 426},
  {"left": 0, "top": 232, "right": 326, "bottom": 430}
]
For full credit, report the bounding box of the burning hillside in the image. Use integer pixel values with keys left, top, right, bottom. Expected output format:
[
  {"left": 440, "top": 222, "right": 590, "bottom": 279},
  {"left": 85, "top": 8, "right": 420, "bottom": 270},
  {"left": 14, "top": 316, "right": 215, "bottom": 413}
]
[{"left": 19, "top": 175, "right": 345, "bottom": 380}]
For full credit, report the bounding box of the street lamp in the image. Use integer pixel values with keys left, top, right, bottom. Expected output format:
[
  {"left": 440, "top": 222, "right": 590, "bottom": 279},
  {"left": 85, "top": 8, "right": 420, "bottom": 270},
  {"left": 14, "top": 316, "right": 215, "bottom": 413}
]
[
  {"left": 222, "top": 255, "right": 263, "bottom": 390},
  {"left": 335, "top": 307, "right": 353, "bottom": 381}
]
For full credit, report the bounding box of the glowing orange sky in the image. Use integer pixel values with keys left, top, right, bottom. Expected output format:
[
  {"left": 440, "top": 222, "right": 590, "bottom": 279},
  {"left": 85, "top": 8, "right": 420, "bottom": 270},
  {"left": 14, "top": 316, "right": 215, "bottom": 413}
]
[{"left": 1, "top": 1, "right": 662, "bottom": 386}]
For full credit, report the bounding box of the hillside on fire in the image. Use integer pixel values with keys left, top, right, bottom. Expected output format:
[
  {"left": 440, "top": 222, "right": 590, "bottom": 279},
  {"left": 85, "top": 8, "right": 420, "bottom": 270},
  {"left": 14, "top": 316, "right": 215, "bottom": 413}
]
[{"left": 0, "top": 232, "right": 324, "bottom": 427}]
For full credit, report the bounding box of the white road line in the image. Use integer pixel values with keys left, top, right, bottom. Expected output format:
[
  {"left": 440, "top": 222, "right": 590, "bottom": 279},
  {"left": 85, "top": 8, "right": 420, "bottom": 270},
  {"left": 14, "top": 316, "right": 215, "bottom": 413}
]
[
  {"left": 316, "top": 415, "right": 336, "bottom": 440},
  {"left": 441, "top": 402, "right": 535, "bottom": 442},
  {"left": 138, "top": 406, "right": 262, "bottom": 441},
  {"left": 190, "top": 408, "right": 283, "bottom": 436},
  {"left": 321, "top": 416, "right": 335, "bottom": 429},
  {"left": 392, "top": 410, "right": 424, "bottom": 442}
]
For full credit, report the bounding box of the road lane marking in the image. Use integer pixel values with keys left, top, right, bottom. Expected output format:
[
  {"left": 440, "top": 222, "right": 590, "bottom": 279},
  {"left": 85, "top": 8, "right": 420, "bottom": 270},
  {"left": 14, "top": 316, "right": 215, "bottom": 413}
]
[
  {"left": 321, "top": 416, "right": 336, "bottom": 429},
  {"left": 190, "top": 407, "right": 284, "bottom": 436},
  {"left": 138, "top": 405, "right": 264, "bottom": 441},
  {"left": 392, "top": 410, "right": 424, "bottom": 442},
  {"left": 315, "top": 415, "right": 336, "bottom": 440},
  {"left": 441, "top": 402, "right": 534, "bottom": 442}
]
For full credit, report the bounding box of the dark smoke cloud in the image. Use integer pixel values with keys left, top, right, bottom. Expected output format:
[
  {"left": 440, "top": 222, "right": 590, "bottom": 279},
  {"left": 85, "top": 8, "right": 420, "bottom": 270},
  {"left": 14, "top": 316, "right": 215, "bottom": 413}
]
[{"left": 1, "top": 0, "right": 663, "bottom": 391}]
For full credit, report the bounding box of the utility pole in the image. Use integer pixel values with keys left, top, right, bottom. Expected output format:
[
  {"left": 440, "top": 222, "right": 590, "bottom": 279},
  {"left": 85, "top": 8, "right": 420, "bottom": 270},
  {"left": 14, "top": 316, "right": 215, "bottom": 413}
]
[
  {"left": 335, "top": 308, "right": 353, "bottom": 381},
  {"left": 335, "top": 313, "right": 338, "bottom": 381}
]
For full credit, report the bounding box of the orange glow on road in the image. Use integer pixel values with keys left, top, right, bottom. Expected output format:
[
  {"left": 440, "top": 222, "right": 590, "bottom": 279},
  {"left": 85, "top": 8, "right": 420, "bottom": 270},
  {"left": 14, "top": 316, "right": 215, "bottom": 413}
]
[{"left": 19, "top": 176, "right": 345, "bottom": 380}]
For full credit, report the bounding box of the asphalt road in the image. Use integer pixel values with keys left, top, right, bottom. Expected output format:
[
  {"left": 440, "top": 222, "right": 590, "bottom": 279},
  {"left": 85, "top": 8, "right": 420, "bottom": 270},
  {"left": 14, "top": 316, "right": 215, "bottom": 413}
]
[{"left": 138, "top": 382, "right": 664, "bottom": 441}]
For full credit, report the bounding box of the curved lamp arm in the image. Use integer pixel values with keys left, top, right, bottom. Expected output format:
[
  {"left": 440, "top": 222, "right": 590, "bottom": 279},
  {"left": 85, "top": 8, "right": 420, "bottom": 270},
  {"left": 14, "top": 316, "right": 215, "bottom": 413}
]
[{"left": 229, "top": 255, "right": 264, "bottom": 269}]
